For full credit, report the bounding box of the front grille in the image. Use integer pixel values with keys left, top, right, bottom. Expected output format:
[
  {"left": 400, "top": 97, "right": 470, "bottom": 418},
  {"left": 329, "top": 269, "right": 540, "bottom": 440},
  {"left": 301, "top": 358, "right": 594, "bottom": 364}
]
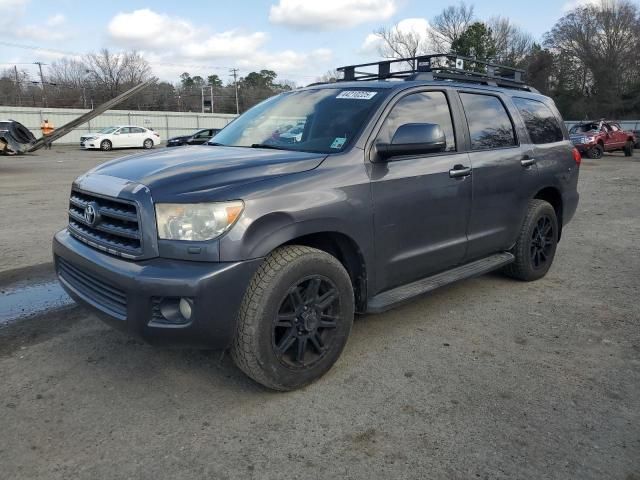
[
  {"left": 57, "top": 257, "right": 127, "bottom": 319},
  {"left": 68, "top": 189, "right": 142, "bottom": 258}
]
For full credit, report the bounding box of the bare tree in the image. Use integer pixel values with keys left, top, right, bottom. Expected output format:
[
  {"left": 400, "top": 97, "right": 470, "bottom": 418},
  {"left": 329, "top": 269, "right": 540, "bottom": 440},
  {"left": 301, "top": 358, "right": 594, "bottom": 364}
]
[
  {"left": 85, "top": 49, "right": 151, "bottom": 98},
  {"left": 429, "top": 1, "right": 475, "bottom": 53},
  {"left": 48, "top": 58, "right": 88, "bottom": 89},
  {"left": 374, "top": 24, "right": 432, "bottom": 67},
  {"left": 545, "top": 0, "right": 640, "bottom": 115},
  {"left": 488, "top": 17, "right": 535, "bottom": 66},
  {"left": 316, "top": 69, "right": 342, "bottom": 83}
]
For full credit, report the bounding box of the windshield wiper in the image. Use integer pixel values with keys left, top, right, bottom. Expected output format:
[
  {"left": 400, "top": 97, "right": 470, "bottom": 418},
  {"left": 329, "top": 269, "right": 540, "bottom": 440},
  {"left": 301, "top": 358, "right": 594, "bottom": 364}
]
[
  {"left": 207, "top": 142, "right": 226, "bottom": 146},
  {"left": 250, "top": 143, "right": 289, "bottom": 150}
]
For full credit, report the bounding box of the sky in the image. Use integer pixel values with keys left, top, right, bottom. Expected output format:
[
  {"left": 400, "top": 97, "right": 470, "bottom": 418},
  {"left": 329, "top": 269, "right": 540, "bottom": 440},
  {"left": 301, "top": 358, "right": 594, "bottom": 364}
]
[{"left": 0, "top": 0, "right": 600, "bottom": 86}]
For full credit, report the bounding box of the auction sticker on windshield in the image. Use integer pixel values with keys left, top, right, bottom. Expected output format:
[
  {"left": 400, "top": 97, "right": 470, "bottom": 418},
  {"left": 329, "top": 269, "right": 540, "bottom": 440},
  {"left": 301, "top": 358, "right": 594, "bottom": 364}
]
[{"left": 336, "top": 91, "right": 378, "bottom": 100}]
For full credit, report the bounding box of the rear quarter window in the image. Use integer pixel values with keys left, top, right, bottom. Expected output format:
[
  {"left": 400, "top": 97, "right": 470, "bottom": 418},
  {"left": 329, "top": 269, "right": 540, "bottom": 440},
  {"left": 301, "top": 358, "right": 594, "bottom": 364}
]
[
  {"left": 459, "top": 93, "right": 517, "bottom": 150},
  {"left": 513, "top": 97, "right": 564, "bottom": 144}
]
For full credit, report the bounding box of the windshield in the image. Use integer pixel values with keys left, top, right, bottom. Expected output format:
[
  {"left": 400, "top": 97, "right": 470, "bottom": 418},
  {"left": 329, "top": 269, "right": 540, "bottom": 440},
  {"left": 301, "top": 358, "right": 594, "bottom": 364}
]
[
  {"left": 570, "top": 123, "right": 599, "bottom": 134},
  {"left": 98, "top": 127, "right": 119, "bottom": 134},
  {"left": 210, "top": 88, "right": 386, "bottom": 153},
  {"left": 0, "top": 121, "right": 10, "bottom": 130}
]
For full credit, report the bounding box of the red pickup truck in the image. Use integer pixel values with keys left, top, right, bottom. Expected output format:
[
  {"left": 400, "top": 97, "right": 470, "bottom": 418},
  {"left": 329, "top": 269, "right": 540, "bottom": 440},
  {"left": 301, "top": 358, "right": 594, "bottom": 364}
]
[{"left": 569, "top": 120, "right": 636, "bottom": 159}]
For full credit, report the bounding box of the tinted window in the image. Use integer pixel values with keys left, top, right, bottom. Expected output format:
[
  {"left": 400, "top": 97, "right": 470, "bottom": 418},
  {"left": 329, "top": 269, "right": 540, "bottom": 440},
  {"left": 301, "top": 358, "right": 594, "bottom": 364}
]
[
  {"left": 130, "top": 127, "right": 145, "bottom": 133},
  {"left": 513, "top": 97, "right": 564, "bottom": 144},
  {"left": 118, "top": 127, "right": 131, "bottom": 134},
  {"left": 460, "top": 93, "right": 516, "bottom": 150},
  {"left": 377, "top": 91, "right": 456, "bottom": 152}
]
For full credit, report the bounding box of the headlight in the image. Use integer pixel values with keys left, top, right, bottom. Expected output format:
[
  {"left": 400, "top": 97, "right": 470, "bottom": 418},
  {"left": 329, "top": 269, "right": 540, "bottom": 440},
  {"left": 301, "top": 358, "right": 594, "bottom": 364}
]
[
  {"left": 86, "top": 136, "right": 97, "bottom": 141},
  {"left": 155, "top": 201, "right": 244, "bottom": 241}
]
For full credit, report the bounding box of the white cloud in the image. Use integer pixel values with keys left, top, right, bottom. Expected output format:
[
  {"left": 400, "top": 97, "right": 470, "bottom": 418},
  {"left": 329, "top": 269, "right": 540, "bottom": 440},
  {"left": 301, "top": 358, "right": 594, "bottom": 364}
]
[
  {"left": 269, "top": 0, "right": 397, "bottom": 30},
  {"left": 46, "top": 14, "right": 66, "bottom": 27},
  {"left": 13, "top": 12, "right": 68, "bottom": 41},
  {"left": 108, "top": 9, "right": 268, "bottom": 58},
  {"left": 360, "top": 17, "right": 431, "bottom": 55},
  {"left": 106, "top": 9, "right": 333, "bottom": 83}
]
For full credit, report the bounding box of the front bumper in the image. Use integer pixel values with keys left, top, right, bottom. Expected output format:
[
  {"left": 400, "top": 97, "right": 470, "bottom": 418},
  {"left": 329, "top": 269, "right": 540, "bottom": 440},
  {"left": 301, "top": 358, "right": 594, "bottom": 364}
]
[{"left": 53, "top": 229, "right": 262, "bottom": 349}]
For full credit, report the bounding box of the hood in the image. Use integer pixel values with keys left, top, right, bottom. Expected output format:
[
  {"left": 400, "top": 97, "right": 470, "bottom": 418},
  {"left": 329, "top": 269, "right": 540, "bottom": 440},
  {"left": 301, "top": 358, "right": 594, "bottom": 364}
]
[{"left": 87, "top": 145, "right": 327, "bottom": 201}]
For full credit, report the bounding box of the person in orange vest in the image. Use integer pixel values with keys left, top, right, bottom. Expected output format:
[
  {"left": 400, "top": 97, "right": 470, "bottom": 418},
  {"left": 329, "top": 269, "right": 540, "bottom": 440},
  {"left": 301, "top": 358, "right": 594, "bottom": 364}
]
[{"left": 40, "top": 119, "right": 54, "bottom": 149}]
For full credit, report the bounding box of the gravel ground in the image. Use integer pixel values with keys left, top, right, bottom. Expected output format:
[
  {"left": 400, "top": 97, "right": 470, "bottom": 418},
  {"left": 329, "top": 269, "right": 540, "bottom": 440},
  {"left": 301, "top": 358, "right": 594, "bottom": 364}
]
[{"left": 0, "top": 147, "right": 639, "bottom": 479}]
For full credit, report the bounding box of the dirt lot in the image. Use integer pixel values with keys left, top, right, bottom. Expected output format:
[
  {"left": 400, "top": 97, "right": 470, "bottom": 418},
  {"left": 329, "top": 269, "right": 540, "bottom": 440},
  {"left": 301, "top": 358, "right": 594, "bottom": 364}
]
[{"left": 0, "top": 147, "right": 639, "bottom": 479}]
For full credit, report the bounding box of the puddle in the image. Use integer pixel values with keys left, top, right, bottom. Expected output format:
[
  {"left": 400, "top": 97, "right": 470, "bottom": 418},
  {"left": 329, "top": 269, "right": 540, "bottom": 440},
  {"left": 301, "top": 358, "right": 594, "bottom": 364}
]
[{"left": 0, "top": 280, "right": 74, "bottom": 326}]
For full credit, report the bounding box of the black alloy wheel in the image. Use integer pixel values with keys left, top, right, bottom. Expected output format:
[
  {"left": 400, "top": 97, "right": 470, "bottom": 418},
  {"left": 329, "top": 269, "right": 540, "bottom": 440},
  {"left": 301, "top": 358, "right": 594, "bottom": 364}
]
[
  {"left": 530, "top": 215, "right": 554, "bottom": 270},
  {"left": 273, "top": 275, "right": 340, "bottom": 369}
]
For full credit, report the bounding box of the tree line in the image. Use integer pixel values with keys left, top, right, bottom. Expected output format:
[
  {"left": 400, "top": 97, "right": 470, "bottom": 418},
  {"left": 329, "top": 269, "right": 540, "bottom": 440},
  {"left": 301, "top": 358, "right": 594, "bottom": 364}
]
[
  {"left": 1, "top": 0, "right": 638, "bottom": 119},
  {"left": 0, "top": 50, "right": 293, "bottom": 114},
  {"left": 371, "top": 0, "right": 640, "bottom": 120}
]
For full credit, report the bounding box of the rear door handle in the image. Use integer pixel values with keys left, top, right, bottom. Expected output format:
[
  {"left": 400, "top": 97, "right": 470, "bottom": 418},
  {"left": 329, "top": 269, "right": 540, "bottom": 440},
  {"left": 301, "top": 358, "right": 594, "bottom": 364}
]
[
  {"left": 521, "top": 157, "right": 536, "bottom": 167},
  {"left": 449, "top": 165, "right": 472, "bottom": 178}
]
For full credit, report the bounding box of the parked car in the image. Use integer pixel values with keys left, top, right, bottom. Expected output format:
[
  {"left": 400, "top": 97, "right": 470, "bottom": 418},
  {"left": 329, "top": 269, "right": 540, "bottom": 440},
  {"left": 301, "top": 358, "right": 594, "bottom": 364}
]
[
  {"left": 166, "top": 128, "right": 221, "bottom": 147},
  {"left": 54, "top": 55, "right": 580, "bottom": 391},
  {"left": 569, "top": 120, "right": 635, "bottom": 158},
  {"left": 80, "top": 126, "right": 161, "bottom": 151}
]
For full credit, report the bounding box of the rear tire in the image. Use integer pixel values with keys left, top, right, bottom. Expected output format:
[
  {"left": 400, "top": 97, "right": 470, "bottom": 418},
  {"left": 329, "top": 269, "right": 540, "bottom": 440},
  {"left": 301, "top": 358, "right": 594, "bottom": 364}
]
[
  {"left": 100, "top": 139, "right": 112, "bottom": 151},
  {"left": 586, "top": 144, "right": 603, "bottom": 159},
  {"left": 623, "top": 140, "right": 633, "bottom": 157},
  {"left": 143, "top": 139, "right": 154, "bottom": 149},
  {"left": 231, "top": 245, "right": 354, "bottom": 391},
  {"left": 503, "top": 199, "right": 558, "bottom": 282}
]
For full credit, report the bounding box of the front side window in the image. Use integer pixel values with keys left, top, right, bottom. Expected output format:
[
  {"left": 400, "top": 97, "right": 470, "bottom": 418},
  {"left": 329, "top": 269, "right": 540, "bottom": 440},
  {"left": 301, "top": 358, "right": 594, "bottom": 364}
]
[
  {"left": 211, "top": 88, "right": 387, "bottom": 154},
  {"left": 513, "top": 97, "right": 564, "bottom": 144},
  {"left": 460, "top": 93, "right": 517, "bottom": 150},
  {"left": 376, "top": 91, "right": 456, "bottom": 152}
]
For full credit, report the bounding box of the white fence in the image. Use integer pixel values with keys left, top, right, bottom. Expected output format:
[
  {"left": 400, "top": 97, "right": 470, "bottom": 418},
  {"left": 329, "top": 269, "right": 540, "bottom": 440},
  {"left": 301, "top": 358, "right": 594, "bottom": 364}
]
[{"left": 0, "top": 106, "right": 238, "bottom": 145}]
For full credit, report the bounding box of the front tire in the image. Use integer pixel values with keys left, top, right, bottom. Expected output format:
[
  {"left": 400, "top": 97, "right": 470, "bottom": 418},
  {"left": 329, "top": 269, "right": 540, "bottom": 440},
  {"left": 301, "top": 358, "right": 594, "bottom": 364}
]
[
  {"left": 503, "top": 199, "right": 558, "bottom": 281},
  {"left": 100, "top": 139, "right": 112, "bottom": 151},
  {"left": 231, "top": 245, "right": 354, "bottom": 391},
  {"left": 586, "top": 144, "right": 603, "bottom": 159},
  {"left": 623, "top": 140, "right": 633, "bottom": 157}
]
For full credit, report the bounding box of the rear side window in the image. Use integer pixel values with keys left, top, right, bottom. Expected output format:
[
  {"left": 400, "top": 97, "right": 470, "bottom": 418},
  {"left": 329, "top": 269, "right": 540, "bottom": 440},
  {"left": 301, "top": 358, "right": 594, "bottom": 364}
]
[
  {"left": 513, "top": 97, "right": 564, "bottom": 144},
  {"left": 377, "top": 91, "right": 456, "bottom": 152},
  {"left": 460, "top": 93, "right": 516, "bottom": 150}
]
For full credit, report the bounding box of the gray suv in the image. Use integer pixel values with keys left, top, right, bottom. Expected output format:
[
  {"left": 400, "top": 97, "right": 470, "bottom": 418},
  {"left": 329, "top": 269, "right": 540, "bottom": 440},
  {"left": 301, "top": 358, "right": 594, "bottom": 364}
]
[{"left": 53, "top": 55, "right": 580, "bottom": 390}]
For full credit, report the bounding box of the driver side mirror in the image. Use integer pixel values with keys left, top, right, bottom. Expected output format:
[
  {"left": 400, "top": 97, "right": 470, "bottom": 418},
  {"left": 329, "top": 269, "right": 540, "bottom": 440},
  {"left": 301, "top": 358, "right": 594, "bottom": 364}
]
[{"left": 374, "top": 123, "right": 446, "bottom": 162}]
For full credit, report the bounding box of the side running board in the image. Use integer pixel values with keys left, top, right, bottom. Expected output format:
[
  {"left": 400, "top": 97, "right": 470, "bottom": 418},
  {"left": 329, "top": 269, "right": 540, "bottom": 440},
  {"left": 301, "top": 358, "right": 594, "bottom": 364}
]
[{"left": 366, "top": 252, "right": 515, "bottom": 314}]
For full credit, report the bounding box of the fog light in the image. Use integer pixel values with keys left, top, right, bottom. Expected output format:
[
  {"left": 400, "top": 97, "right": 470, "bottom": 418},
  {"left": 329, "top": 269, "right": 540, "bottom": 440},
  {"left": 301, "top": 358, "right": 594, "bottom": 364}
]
[{"left": 179, "top": 298, "right": 193, "bottom": 320}]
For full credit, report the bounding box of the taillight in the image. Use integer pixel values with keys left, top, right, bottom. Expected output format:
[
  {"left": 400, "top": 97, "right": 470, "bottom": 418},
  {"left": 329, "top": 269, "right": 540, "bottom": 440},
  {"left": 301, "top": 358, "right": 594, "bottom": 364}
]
[
  {"left": 572, "top": 147, "right": 581, "bottom": 166},
  {"left": 154, "top": 133, "right": 160, "bottom": 137}
]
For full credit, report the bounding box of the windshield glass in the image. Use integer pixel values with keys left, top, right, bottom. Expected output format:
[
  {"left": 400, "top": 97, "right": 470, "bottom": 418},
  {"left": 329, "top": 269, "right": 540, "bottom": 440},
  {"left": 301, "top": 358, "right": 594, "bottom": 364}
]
[
  {"left": 98, "top": 127, "right": 119, "bottom": 134},
  {"left": 570, "top": 123, "right": 599, "bottom": 133},
  {"left": 0, "top": 121, "right": 10, "bottom": 130},
  {"left": 210, "top": 88, "right": 386, "bottom": 153}
]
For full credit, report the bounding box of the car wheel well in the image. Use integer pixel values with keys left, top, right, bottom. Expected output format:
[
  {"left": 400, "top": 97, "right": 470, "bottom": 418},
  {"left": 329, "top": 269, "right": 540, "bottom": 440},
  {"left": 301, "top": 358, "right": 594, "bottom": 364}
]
[
  {"left": 534, "top": 187, "right": 563, "bottom": 240},
  {"left": 282, "top": 232, "right": 367, "bottom": 313}
]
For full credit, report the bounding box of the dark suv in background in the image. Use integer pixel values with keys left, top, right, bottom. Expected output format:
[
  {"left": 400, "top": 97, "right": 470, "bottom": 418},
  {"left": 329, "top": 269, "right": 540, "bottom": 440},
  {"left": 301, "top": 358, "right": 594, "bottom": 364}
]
[
  {"left": 53, "top": 55, "right": 580, "bottom": 390},
  {"left": 166, "top": 128, "right": 221, "bottom": 147}
]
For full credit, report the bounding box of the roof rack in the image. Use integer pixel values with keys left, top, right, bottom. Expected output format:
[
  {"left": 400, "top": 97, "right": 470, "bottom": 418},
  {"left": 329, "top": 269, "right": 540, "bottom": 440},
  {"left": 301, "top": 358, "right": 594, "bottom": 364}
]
[{"left": 337, "top": 54, "right": 535, "bottom": 92}]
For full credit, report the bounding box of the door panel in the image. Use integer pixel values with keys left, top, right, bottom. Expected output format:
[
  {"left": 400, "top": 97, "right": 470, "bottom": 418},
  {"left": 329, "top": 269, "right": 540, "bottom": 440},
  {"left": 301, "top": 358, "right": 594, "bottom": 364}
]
[
  {"left": 370, "top": 90, "right": 471, "bottom": 292},
  {"left": 459, "top": 92, "right": 537, "bottom": 260}
]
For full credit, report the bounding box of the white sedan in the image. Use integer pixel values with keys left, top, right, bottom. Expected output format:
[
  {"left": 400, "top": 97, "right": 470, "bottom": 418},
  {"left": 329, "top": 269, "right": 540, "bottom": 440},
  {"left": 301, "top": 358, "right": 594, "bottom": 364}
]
[{"left": 80, "top": 126, "right": 161, "bottom": 151}]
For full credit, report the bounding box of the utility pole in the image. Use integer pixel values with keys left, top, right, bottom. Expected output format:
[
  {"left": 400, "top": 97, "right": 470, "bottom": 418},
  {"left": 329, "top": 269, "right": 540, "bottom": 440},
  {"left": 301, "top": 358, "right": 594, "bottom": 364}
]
[
  {"left": 230, "top": 68, "right": 239, "bottom": 115},
  {"left": 34, "top": 61, "right": 47, "bottom": 107},
  {"left": 13, "top": 65, "right": 21, "bottom": 106}
]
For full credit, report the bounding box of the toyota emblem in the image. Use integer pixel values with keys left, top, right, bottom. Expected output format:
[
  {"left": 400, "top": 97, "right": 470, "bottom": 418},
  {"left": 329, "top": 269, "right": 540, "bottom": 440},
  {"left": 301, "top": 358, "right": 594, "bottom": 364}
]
[{"left": 84, "top": 202, "right": 98, "bottom": 226}]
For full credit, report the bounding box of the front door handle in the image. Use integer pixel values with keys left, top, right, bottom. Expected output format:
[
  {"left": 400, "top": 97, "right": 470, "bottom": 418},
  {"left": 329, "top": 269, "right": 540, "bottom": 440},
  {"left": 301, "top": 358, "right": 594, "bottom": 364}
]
[
  {"left": 449, "top": 165, "right": 472, "bottom": 178},
  {"left": 521, "top": 157, "right": 536, "bottom": 167}
]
